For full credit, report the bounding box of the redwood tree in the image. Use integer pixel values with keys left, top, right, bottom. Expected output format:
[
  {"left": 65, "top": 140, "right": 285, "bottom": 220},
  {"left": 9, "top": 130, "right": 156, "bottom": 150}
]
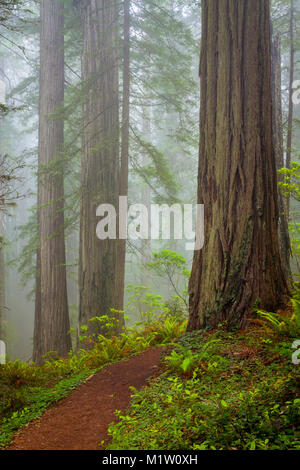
[
  {"left": 286, "top": 0, "right": 295, "bottom": 212},
  {"left": 271, "top": 32, "right": 291, "bottom": 277},
  {"left": 33, "top": 0, "right": 71, "bottom": 362},
  {"left": 78, "top": 0, "right": 121, "bottom": 335},
  {"left": 116, "top": 0, "right": 130, "bottom": 313},
  {"left": 188, "top": 0, "right": 289, "bottom": 330}
]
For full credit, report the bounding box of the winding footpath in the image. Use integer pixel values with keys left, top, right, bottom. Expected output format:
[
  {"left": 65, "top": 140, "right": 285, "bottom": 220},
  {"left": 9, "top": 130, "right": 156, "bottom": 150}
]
[{"left": 8, "top": 347, "right": 163, "bottom": 450}]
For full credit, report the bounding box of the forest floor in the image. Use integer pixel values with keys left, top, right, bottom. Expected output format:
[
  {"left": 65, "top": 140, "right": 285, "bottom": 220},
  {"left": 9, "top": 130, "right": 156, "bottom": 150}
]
[
  {"left": 105, "top": 325, "right": 300, "bottom": 450},
  {"left": 1, "top": 311, "right": 299, "bottom": 450},
  {"left": 7, "top": 347, "right": 164, "bottom": 450}
]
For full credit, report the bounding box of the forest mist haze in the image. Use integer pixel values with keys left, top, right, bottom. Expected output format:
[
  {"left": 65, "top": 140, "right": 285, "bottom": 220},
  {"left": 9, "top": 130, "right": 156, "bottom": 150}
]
[
  {"left": 0, "top": 0, "right": 300, "bottom": 453},
  {"left": 0, "top": 0, "right": 298, "bottom": 362}
]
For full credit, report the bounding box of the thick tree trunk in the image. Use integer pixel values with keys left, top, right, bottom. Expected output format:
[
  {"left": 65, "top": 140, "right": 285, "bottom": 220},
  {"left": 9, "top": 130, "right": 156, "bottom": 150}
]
[
  {"left": 271, "top": 32, "right": 291, "bottom": 278},
  {"left": 79, "top": 0, "right": 121, "bottom": 337},
  {"left": 33, "top": 0, "right": 71, "bottom": 363},
  {"left": 188, "top": 0, "right": 289, "bottom": 331},
  {"left": 116, "top": 0, "right": 130, "bottom": 314}
]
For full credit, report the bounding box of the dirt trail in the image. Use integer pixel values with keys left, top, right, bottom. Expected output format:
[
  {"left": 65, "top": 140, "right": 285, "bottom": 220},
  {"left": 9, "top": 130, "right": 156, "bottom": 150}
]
[{"left": 8, "top": 347, "right": 163, "bottom": 450}]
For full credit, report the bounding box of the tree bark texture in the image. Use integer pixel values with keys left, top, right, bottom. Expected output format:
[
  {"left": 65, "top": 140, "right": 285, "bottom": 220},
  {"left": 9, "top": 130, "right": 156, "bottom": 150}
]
[
  {"left": 79, "top": 0, "right": 121, "bottom": 336},
  {"left": 116, "top": 0, "right": 130, "bottom": 314},
  {"left": 33, "top": 0, "right": 71, "bottom": 363},
  {"left": 188, "top": 0, "right": 289, "bottom": 331},
  {"left": 271, "top": 32, "right": 291, "bottom": 278},
  {"left": 285, "top": 0, "right": 295, "bottom": 224},
  {"left": 286, "top": 0, "right": 295, "bottom": 188}
]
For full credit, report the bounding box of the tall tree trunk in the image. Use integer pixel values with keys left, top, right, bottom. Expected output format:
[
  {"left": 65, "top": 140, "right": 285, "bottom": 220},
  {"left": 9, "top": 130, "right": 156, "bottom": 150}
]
[
  {"left": 286, "top": 0, "right": 295, "bottom": 216},
  {"left": 140, "top": 105, "right": 152, "bottom": 287},
  {"left": 0, "top": 219, "right": 5, "bottom": 342},
  {"left": 116, "top": 0, "right": 130, "bottom": 314},
  {"left": 33, "top": 242, "right": 41, "bottom": 360},
  {"left": 0, "top": 64, "right": 5, "bottom": 342},
  {"left": 33, "top": 0, "right": 71, "bottom": 363},
  {"left": 79, "top": 0, "right": 121, "bottom": 337},
  {"left": 271, "top": 32, "right": 291, "bottom": 277},
  {"left": 188, "top": 0, "right": 289, "bottom": 331}
]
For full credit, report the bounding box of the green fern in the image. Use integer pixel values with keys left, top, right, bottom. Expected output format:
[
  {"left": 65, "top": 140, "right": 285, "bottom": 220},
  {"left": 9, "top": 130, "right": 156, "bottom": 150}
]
[{"left": 257, "top": 296, "right": 300, "bottom": 338}]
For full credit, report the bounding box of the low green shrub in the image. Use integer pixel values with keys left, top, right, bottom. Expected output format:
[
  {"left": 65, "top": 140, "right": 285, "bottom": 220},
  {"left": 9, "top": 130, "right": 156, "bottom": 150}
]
[
  {"left": 0, "top": 313, "right": 186, "bottom": 449},
  {"left": 105, "top": 328, "right": 300, "bottom": 450}
]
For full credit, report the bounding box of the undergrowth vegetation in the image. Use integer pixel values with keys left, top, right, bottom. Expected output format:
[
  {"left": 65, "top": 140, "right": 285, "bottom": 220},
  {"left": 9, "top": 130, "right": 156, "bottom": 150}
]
[
  {"left": 0, "top": 314, "right": 186, "bottom": 449},
  {"left": 105, "top": 303, "right": 300, "bottom": 451},
  {"left": 1, "top": 294, "right": 300, "bottom": 451},
  {"left": 256, "top": 291, "right": 300, "bottom": 339}
]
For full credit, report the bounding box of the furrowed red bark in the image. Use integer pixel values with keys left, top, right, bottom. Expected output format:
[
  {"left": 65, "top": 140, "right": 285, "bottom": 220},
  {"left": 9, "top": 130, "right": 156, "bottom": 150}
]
[
  {"left": 78, "top": 0, "right": 121, "bottom": 337},
  {"left": 188, "top": 0, "right": 289, "bottom": 330},
  {"left": 33, "top": 0, "right": 71, "bottom": 363}
]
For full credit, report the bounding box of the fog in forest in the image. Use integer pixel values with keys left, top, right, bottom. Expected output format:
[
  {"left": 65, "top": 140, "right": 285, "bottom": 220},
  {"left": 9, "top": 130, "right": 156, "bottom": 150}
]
[
  {"left": 0, "top": 0, "right": 299, "bottom": 362},
  {"left": 1, "top": 0, "right": 300, "bottom": 454}
]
